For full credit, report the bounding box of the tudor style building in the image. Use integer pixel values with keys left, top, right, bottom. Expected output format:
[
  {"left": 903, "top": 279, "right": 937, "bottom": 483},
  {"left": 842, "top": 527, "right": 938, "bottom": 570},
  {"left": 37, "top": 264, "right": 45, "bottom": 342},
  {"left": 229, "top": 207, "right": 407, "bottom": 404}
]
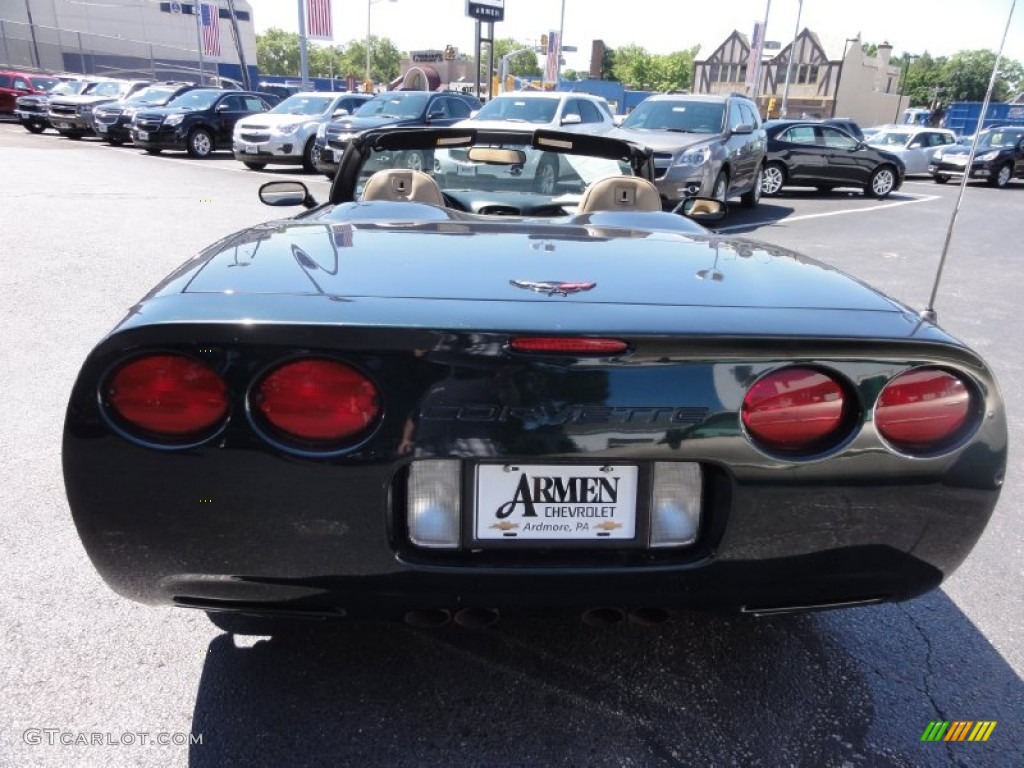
[{"left": 693, "top": 29, "right": 907, "bottom": 127}]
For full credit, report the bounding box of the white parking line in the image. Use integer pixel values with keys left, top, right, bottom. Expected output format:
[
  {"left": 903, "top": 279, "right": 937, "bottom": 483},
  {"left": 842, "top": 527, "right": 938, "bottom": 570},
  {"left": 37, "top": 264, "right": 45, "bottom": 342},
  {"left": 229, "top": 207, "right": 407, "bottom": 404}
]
[{"left": 716, "top": 192, "right": 941, "bottom": 232}]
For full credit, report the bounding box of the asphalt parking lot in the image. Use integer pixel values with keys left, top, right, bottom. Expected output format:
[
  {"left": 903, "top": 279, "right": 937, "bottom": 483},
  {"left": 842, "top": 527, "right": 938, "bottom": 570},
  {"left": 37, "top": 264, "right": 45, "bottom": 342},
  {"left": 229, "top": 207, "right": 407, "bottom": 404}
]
[{"left": 1, "top": 122, "right": 1021, "bottom": 767}]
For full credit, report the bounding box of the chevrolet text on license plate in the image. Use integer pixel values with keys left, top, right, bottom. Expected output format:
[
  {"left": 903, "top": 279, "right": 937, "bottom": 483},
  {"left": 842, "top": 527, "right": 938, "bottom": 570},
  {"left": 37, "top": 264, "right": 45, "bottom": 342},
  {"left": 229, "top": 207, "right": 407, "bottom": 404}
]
[{"left": 475, "top": 464, "right": 638, "bottom": 541}]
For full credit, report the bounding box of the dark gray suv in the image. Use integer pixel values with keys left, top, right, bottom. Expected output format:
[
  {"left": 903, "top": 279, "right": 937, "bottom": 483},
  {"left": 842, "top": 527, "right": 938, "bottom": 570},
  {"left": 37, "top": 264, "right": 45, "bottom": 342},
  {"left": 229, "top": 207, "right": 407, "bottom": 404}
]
[{"left": 610, "top": 93, "right": 767, "bottom": 209}]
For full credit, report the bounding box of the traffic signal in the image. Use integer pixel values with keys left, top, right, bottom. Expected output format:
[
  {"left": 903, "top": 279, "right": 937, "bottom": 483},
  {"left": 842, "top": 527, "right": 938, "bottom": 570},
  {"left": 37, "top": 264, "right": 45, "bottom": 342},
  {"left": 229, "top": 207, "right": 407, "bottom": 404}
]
[
  {"left": 766, "top": 97, "right": 776, "bottom": 117},
  {"left": 540, "top": 34, "right": 548, "bottom": 53},
  {"left": 444, "top": 45, "right": 455, "bottom": 61},
  {"left": 506, "top": 75, "right": 515, "bottom": 92}
]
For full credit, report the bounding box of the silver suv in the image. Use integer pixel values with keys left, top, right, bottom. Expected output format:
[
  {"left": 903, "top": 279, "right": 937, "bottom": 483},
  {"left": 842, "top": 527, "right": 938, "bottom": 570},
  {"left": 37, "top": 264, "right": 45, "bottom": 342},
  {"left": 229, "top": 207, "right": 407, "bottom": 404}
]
[{"left": 610, "top": 93, "right": 767, "bottom": 208}]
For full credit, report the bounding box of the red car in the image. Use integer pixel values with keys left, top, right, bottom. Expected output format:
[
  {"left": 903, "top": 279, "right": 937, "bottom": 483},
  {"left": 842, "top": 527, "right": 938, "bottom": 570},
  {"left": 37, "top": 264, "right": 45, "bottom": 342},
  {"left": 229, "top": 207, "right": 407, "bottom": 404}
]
[{"left": 0, "top": 70, "right": 59, "bottom": 116}]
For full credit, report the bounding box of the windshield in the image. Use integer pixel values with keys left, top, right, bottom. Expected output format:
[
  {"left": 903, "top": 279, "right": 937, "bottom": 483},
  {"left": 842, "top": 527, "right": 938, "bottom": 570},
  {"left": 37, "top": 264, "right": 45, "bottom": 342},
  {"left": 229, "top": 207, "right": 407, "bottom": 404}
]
[
  {"left": 354, "top": 93, "right": 430, "bottom": 119},
  {"left": 620, "top": 100, "right": 724, "bottom": 133},
  {"left": 868, "top": 131, "right": 913, "bottom": 147},
  {"left": 270, "top": 94, "right": 335, "bottom": 116},
  {"left": 474, "top": 97, "right": 559, "bottom": 124},
  {"left": 30, "top": 77, "right": 59, "bottom": 91},
  {"left": 165, "top": 89, "right": 221, "bottom": 111},
  {"left": 977, "top": 129, "right": 1023, "bottom": 148},
  {"left": 129, "top": 86, "right": 180, "bottom": 104},
  {"left": 88, "top": 81, "right": 128, "bottom": 97}
]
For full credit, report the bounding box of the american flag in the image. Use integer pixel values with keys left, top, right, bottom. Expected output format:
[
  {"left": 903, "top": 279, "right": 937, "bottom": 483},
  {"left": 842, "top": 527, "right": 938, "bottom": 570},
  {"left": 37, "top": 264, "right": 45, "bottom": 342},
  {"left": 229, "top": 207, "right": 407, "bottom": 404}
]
[
  {"left": 200, "top": 3, "right": 221, "bottom": 58},
  {"left": 306, "top": 0, "right": 333, "bottom": 41}
]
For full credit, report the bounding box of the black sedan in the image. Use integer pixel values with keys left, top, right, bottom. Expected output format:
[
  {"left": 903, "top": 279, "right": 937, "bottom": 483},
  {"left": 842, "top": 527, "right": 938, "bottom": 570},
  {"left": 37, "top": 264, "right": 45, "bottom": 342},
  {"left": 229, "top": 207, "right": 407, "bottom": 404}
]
[
  {"left": 761, "top": 120, "right": 905, "bottom": 197},
  {"left": 62, "top": 127, "right": 1006, "bottom": 629},
  {"left": 130, "top": 89, "right": 272, "bottom": 157},
  {"left": 929, "top": 125, "right": 1024, "bottom": 187}
]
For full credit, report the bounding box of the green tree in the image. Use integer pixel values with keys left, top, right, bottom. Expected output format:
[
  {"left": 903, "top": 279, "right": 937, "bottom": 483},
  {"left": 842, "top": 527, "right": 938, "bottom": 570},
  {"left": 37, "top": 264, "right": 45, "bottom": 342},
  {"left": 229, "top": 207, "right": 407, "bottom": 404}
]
[
  {"left": 611, "top": 44, "right": 694, "bottom": 90},
  {"left": 492, "top": 38, "right": 541, "bottom": 77},
  {"left": 940, "top": 49, "right": 1023, "bottom": 102},
  {"left": 256, "top": 27, "right": 301, "bottom": 76},
  {"left": 335, "top": 36, "right": 403, "bottom": 84}
]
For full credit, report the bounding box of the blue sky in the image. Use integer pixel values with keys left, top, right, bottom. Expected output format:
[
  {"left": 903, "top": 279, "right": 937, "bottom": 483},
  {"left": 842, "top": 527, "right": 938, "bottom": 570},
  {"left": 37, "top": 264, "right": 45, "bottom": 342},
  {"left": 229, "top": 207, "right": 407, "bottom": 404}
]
[{"left": 247, "top": 0, "right": 1024, "bottom": 71}]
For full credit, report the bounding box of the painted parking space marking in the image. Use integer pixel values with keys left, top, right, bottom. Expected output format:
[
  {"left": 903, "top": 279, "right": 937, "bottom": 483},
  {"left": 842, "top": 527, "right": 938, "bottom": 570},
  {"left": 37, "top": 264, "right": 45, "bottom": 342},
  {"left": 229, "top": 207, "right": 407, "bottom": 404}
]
[{"left": 716, "top": 193, "right": 942, "bottom": 233}]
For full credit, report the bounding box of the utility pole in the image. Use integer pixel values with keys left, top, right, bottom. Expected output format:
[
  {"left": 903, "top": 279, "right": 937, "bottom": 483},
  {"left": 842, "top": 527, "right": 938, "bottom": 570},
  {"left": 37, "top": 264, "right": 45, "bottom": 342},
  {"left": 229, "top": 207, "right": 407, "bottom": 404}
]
[
  {"left": 225, "top": 0, "right": 251, "bottom": 89},
  {"left": 298, "top": 0, "right": 310, "bottom": 87},
  {"left": 780, "top": 0, "right": 803, "bottom": 117}
]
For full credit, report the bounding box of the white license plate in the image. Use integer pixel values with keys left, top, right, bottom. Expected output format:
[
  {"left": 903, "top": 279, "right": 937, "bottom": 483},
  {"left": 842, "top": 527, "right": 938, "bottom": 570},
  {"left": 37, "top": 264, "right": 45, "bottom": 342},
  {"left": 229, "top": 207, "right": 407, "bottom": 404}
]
[
  {"left": 475, "top": 464, "right": 638, "bottom": 541},
  {"left": 96, "top": 124, "right": 107, "bottom": 133},
  {"left": 456, "top": 163, "right": 477, "bottom": 176},
  {"left": 244, "top": 143, "right": 259, "bottom": 154},
  {"left": 332, "top": 149, "right": 342, "bottom": 163},
  {"left": 137, "top": 130, "right": 149, "bottom": 141},
  {"left": 56, "top": 122, "right": 71, "bottom": 129}
]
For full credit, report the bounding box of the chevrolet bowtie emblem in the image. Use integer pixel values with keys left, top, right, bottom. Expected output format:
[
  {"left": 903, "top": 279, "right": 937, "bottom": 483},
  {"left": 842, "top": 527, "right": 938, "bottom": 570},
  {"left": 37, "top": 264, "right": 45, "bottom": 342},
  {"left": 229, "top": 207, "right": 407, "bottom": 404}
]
[
  {"left": 490, "top": 521, "right": 520, "bottom": 531},
  {"left": 510, "top": 280, "right": 596, "bottom": 297},
  {"left": 595, "top": 521, "right": 623, "bottom": 531}
]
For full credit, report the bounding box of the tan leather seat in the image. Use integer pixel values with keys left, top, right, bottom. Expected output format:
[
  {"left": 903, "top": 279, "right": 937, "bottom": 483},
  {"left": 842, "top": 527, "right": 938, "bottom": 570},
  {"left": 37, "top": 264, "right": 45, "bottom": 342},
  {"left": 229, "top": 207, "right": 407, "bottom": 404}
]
[
  {"left": 577, "top": 175, "right": 662, "bottom": 214},
  {"left": 360, "top": 168, "right": 445, "bottom": 206}
]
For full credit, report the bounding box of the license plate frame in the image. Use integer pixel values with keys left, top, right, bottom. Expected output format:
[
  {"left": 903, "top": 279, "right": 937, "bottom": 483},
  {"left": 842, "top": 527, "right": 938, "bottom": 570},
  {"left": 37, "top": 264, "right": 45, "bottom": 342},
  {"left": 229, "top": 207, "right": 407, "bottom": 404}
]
[
  {"left": 137, "top": 130, "right": 149, "bottom": 141},
  {"left": 474, "top": 463, "right": 639, "bottom": 545},
  {"left": 96, "top": 124, "right": 107, "bottom": 133},
  {"left": 244, "top": 143, "right": 259, "bottom": 154}
]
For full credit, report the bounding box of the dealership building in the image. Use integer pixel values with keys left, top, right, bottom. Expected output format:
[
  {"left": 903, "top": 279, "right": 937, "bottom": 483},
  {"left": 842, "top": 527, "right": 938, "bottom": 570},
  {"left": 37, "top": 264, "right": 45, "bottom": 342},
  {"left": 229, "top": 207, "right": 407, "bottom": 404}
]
[{"left": 0, "top": 0, "right": 258, "bottom": 85}]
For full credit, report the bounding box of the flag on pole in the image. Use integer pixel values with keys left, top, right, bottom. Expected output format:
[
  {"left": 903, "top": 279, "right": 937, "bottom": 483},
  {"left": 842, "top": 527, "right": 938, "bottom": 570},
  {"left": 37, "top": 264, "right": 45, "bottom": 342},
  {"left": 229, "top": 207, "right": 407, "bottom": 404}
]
[
  {"left": 306, "top": 0, "right": 334, "bottom": 41},
  {"left": 201, "top": 3, "right": 221, "bottom": 58}
]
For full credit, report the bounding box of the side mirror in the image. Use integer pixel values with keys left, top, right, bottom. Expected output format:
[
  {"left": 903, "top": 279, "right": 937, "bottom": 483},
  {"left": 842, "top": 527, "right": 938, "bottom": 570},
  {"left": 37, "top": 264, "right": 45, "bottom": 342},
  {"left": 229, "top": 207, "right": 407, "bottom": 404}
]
[
  {"left": 332, "top": 108, "right": 350, "bottom": 117},
  {"left": 216, "top": 103, "right": 231, "bottom": 112},
  {"left": 259, "top": 181, "right": 318, "bottom": 209},
  {"left": 561, "top": 113, "right": 582, "bottom": 125},
  {"left": 426, "top": 110, "right": 445, "bottom": 121},
  {"left": 469, "top": 109, "right": 479, "bottom": 118},
  {"left": 731, "top": 123, "right": 754, "bottom": 135},
  {"left": 674, "top": 196, "right": 727, "bottom": 221}
]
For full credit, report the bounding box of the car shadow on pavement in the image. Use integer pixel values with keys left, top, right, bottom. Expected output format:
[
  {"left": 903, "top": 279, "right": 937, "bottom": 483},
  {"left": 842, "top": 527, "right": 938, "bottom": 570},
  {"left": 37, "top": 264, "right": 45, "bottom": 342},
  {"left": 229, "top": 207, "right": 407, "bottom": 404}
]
[{"left": 187, "top": 591, "right": 1022, "bottom": 766}]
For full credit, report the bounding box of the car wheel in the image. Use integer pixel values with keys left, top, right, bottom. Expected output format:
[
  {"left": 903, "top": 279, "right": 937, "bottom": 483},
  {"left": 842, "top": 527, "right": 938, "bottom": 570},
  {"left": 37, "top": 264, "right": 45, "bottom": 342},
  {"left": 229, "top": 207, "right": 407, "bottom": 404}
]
[
  {"left": 711, "top": 170, "right": 729, "bottom": 202},
  {"left": 741, "top": 165, "right": 763, "bottom": 207},
  {"left": 989, "top": 163, "right": 1012, "bottom": 187},
  {"left": 866, "top": 165, "right": 896, "bottom": 198},
  {"left": 933, "top": 175, "right": 949, "bottom": 184},
  {"left": 301, "top": 136, "right": 318, "bottom": 172},
  {"left": 243, "top": 161, "right": 266, "bottom": 170},
  {"left": 186, "top": 127, "right": 213, "bottom": 158},
  {"left": 534, "top": 155, "right": 559, "bottom": 193},
  {"left": 24, "top": 122, "right": 45, "bottom": 134},
  {"left": 761, "top": 162, "right": 785, "bottom": 196},
  {"left": 399, "top": 150, "right": 427, "bottom": 173}
]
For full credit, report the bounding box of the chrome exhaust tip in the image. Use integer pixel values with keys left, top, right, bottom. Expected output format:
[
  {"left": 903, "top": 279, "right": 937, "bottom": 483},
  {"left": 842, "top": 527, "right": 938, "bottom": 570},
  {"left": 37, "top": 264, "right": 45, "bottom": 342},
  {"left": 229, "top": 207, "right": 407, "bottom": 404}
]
[
  {"left": 453, "top": 607, "right": 500, "bottom": 629},
  {"left": 627, "top": 607, "right": 672, "bottom": 626},
  {"left": 581, "top": 607, "right": 626, "bottom": 627},
  {"left": 403, "top": 608, "right": 452, "bottom": 628}
]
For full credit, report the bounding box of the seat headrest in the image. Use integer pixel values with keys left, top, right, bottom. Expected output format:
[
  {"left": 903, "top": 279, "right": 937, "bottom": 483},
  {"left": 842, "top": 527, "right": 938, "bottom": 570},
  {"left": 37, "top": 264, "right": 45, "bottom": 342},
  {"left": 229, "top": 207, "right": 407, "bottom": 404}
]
[
  {"left": 361, "top": 168, "right": 445, "bottom": 206},
  {"left": 577, "top": 175, "right": 662, "bottom": 214}
]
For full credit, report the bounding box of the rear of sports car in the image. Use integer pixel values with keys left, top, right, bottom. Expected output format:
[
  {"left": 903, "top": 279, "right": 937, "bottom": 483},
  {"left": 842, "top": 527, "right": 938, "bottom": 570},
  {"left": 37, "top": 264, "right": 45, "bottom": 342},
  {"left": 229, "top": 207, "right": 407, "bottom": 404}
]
[{"left": 62, "top": 216, "right": 1007, "bottom": 620}]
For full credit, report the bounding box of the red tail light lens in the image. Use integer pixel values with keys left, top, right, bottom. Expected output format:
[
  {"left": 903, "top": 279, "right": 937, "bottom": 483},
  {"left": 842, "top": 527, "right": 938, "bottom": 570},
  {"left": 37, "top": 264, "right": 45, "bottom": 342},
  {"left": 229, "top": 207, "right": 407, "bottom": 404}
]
[
  {"left": 742, "top": 367, "right": 852, "bottom": 453},
  {"left": 107, "top": 354, "right": 228, "bottom": 437},
  {"left": 508, "top": 337, "right": 628, "bottom": 354},
  {"left": 252, "top": 358, "right": 380, "bottom": 443},
  {"left": 875, "top": 367, "right": 973, "bottom": 453}
]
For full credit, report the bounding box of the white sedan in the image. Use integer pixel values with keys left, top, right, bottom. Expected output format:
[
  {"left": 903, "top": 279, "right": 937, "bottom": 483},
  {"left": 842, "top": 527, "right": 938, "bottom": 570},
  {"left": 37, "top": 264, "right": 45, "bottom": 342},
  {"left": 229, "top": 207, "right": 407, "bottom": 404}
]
[{"left": 866, "top": 127, "right": 957, "bottom": 175}]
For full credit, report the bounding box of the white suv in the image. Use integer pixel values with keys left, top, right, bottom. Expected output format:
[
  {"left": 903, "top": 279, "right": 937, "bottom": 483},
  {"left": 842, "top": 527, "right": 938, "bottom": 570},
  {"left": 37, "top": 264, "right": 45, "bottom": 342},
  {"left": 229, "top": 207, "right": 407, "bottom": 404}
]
[{"left": 233, "top": 92, "right": 371, "bottom": 172}]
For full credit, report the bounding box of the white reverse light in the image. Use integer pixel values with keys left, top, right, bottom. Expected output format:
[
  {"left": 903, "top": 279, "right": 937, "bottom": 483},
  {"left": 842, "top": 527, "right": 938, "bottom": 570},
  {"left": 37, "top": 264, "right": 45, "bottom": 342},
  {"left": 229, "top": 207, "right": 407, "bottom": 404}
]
[
  {"left": 650, "top": 463, "right": 702, "bottom": 547},
  {"left": 407, "top": 460, "right": 461, "bottom": 548}
]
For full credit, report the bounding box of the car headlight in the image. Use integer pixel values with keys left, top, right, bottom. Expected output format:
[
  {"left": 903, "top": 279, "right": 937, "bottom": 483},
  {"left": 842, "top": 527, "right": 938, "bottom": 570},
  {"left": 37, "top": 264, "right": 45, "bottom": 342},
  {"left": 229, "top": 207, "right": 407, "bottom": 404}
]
[
  {"left": 675, "top": 145, "right": 712, "bottom": 166},
  {"left": 274, "top": 122, "right": 301, "bottom": 135},
  {"left": 164, "top": 113, "right": 185, "bottom": 126},
  {"left": 976, "top": 150, "right": 1000, "bottom": 161}
]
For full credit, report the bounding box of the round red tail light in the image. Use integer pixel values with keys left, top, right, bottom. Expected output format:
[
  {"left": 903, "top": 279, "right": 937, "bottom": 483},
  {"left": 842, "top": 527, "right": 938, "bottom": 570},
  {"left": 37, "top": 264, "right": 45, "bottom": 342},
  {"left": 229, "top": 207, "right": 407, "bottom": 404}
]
[
  {"left": 107, "top": 354, "right": 228, "bottom": 437},
  {"left": 875, "top": 367, "right": 973, "bottom": 453},
  {"left": 252, "top": 358, "right": 380, "bottom": 444},
  {"left": 742, "top": 366, "right": 852, "bottom": 453}
]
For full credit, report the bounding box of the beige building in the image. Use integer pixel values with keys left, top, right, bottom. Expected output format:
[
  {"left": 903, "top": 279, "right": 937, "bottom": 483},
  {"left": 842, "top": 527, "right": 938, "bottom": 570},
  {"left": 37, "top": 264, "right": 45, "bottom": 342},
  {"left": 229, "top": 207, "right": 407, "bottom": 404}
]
[
  {"left": 0, "top": 0, "right": 257, "bottom": 85},
  {"left": 693, "top": 29, "right": 907, "bottom": 126}
]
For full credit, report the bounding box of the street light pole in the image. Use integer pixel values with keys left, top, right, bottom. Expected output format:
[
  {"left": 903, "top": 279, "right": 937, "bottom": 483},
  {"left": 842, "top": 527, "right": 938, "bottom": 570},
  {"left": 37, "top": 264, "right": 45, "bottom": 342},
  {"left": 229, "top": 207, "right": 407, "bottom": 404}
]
[
  {"left": 780, "top": 0, "right": 803, "bottom": 118},
  {"left": 894, "top": 54, "right": 918, "bottom": 122},
  {"left": 366, "top": 0, "right": 396, "bottom": 89}
]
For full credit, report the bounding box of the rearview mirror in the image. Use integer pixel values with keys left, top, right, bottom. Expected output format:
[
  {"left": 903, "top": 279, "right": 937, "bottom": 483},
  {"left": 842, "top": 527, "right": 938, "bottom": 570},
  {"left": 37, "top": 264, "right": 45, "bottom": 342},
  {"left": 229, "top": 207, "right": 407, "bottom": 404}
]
[
  {"left": 466, "top": 147, "right": 527, "bottom": 165},
  {"left": 259, "top": 181, "right": 317, "bottom": 209},
  {"left": 676, "top": 196, "right": 727, "bottom": 221}
]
